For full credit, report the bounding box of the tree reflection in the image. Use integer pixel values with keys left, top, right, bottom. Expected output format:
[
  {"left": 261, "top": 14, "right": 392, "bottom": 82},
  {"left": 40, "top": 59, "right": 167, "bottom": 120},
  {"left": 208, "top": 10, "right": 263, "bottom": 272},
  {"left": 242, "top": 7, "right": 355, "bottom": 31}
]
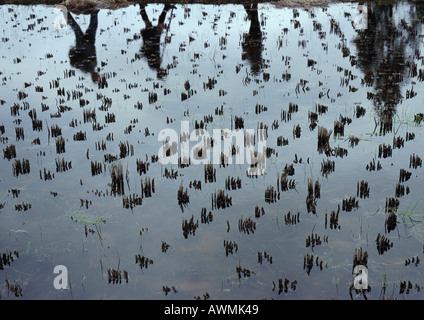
[
  {"left": 242, "top": 2, "right": 263, "bottom": 76},
  {"left": 139, "top": 4, "right": 175, "bottom": 80},
  {"left": 67, "top": 11, "right": 100, "bottom": 83},
  {"left": 353, "top": 2, "right": 421, "bottom": 135}
]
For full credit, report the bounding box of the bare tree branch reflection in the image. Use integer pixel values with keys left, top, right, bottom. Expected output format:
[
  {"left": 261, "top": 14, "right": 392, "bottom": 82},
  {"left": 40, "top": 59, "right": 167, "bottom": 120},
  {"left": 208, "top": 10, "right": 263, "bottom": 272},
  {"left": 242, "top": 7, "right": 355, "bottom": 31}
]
[
  {"left": 67, "top": 10, "right": 100, "bottom": 83},
  {"left": 139, "top": 3, "right": 175, "bottom": 80}
]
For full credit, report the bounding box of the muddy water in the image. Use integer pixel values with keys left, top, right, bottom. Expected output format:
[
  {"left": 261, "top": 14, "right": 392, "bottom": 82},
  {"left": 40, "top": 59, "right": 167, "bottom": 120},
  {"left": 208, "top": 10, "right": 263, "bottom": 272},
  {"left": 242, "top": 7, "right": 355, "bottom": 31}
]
[{"left": 1, "top": 1, "right": 424, "bottom": 300}]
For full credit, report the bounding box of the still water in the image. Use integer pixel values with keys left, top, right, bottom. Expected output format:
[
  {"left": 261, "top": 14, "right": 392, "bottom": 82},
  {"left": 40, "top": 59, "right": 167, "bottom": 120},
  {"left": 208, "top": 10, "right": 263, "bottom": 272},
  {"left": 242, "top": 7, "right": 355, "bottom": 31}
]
[{"left": 1, "top": 1, "right": 424, "bottom": 299}]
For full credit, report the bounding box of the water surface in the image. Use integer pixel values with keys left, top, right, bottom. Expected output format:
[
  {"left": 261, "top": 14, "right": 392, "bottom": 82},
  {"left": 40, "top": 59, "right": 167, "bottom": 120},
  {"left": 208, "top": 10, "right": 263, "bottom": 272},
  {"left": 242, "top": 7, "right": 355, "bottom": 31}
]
[{"left": 1, "top": 1, "right": 424, "bottom": 300}]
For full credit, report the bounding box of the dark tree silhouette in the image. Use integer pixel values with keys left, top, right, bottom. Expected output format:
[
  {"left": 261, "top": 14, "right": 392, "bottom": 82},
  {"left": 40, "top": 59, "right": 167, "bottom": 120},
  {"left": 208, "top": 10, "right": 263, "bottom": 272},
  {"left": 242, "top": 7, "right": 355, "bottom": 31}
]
[
  {"left": 353, "top": 2, "right": 422, "bottom": 135},
  {"left": 241, "top": 2, "right": 263, "bottom": 76},
  {"left": 139, "top": 4, "right": 175, "bottom": 80},
  {"left": 67, "top": 11, "right": 100, "bottom": 83}
]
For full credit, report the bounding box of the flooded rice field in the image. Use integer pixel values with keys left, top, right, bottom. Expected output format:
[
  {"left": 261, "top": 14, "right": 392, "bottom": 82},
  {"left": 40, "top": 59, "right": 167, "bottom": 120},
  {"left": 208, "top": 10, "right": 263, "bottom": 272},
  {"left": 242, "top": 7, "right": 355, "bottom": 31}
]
[{"left": 1, "top": 1, "right": 424, "bottom": 300}]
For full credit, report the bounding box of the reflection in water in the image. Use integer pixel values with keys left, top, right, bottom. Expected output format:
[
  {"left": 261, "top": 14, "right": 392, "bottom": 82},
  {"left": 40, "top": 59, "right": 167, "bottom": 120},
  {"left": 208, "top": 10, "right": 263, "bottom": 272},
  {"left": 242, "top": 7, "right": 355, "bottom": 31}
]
[
  {"left": 3, "top": 2, "right": 424, "bottom": 300},
  {"left": 242, "top": 3, "right": 263, "bottom": 76},
  {"left": 139, "top": 4, "right": 175, "bottom": 79},
  {"left": 354, "top": 2, "right": 421, "bottom": 134},
  {"left": 67, "top": 11, "right": 100, "bottom": 83}
]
